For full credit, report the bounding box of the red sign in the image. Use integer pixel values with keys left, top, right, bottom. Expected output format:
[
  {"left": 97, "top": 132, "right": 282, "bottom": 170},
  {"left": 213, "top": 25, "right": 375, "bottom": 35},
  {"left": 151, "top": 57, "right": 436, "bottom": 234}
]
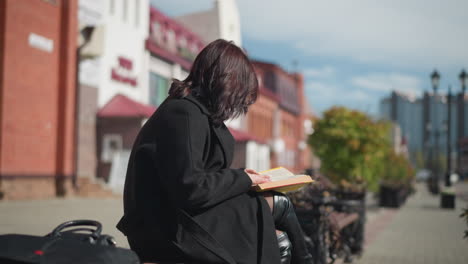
[{"left": 111, "top": 56, "right": 137, "bottom": 86}]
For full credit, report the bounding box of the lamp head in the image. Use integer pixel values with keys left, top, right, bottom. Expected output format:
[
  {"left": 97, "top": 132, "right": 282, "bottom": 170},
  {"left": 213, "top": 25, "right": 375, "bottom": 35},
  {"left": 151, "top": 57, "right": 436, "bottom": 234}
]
[
  {"left": 431, "top": 69, "right": 440, "bottom": 91},
  {"left": 459, "top": 69, "right": 467, "bottom": 92}
]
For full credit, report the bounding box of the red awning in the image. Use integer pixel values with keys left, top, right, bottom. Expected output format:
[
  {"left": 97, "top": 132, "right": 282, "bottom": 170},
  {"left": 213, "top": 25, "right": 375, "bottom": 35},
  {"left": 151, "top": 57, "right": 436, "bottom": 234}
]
[
  {"left": 229, "top": 127, "right": 267, "bottom": 144},
  {"left": 97, "top": 94, "right": 156, "bottom": 118}
]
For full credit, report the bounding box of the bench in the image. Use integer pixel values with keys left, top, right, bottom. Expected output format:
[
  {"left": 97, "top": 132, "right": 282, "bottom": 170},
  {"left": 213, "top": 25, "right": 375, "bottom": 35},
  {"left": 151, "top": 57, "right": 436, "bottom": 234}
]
[{"left": 328, "top": 212, "right": 359, "bottom": 231}]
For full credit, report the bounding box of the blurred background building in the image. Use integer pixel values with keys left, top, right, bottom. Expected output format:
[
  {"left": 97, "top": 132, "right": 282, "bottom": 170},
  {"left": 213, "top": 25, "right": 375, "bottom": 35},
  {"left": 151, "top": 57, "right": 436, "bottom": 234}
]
[
  {"left": 380, "top": 90, "right": 468, "bottom": 178},
  {"left": 0, "top": 0, "right": 78, "bottom": 199},
  {"left": 0, "top": 0, "right": 316, "bottom": 199},
  {"left": 176, "top": 0, "right": 242, "bottom": 48}
]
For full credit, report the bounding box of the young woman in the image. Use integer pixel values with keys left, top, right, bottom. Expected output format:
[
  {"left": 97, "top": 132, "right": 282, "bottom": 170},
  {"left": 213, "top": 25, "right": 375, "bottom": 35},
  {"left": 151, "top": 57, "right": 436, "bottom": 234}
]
[{"left": 117, "top": 39, "right": 312, "bottom": 264}]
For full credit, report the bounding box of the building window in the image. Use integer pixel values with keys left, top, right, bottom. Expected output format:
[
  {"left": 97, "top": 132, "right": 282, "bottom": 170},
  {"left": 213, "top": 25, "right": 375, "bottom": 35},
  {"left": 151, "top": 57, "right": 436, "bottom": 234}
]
[
  {"left": 166, "top": 30, "right": 176, "bottom": 52},
  {"left": 190, "top": 42, "right": 198, "bottom": 53},
  {"left": 151, "top": 22, "right": 162, "bottom": 44},
  {"left": 149, "top": 72, "right": 169, "bottom": 107},
  {"left": 265, "top": 71, "right": 276, "bottom": 92},
  {"left": 101, "top": 134, "right": 122, "bottom": 162},
  {"left": 135, "top": 0, "right": 140, "bottom": 26},
  {"left": 123, "top": 0, "right": 128, "bottom": 22}
]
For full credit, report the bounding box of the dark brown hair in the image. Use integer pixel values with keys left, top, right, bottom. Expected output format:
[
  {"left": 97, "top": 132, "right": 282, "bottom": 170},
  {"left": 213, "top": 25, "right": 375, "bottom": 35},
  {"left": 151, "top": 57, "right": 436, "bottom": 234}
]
[{"left": 169, "top": 39, "right": 258, "bottom": 124}]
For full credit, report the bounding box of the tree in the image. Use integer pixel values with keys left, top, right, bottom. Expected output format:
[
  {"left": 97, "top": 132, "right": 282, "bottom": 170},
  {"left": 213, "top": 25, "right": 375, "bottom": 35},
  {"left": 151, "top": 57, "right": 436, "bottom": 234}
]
[{"left": 308, "top": 107, "right": 391, "bottom": 191}]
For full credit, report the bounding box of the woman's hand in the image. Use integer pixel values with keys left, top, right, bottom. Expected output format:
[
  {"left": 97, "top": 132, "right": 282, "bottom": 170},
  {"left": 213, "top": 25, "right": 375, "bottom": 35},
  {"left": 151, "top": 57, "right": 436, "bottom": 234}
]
[{"left": 245, "top": 169, "right": 271, "bottom": 186}]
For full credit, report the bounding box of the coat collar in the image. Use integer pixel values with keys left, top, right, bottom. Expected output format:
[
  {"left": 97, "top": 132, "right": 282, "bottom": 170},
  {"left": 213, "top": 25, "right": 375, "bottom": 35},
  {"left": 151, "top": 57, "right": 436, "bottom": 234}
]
[
  {"left": 183, "top": 94, "right": 234, "bottom": 167},
  {"left": 211, "top": 123, "right": 234, "bottom": 167},
  {"left": 183, "top": 94, "right": 210, "bottom": 116}
]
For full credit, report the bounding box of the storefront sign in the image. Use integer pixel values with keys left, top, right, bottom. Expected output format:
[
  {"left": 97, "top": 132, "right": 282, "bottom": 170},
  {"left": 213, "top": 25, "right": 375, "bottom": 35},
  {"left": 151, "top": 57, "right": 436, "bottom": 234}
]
[
  {"left": 111, "top": 56, "right": 137, "bottom": 86},
  {"left": 41, "top": 0, "right": 57, "bottom": 5},
  {"left": 28, "top": 33, "right": 54, "bottom": 53}
]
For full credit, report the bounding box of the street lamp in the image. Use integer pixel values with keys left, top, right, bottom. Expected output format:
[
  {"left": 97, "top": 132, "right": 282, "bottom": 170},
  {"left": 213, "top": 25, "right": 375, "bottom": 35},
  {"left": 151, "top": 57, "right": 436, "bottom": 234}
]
[
  {"left": 457, "top": 69, "right": 467, "bottom": 181},
  {"left": 445, "top": 85, "right": 452, "bottom": 187},
  {"left": 429, "top": 70, "right": 441, "bottom": 194},
  {"left": 460, "top": 69, "right": 467, "bottom": 93},
  {"left": 427, "top": 70, "right": 466, "bottom": 208},
  {"left": 431, "top": 70, "right": 440, "bottom": 92}
]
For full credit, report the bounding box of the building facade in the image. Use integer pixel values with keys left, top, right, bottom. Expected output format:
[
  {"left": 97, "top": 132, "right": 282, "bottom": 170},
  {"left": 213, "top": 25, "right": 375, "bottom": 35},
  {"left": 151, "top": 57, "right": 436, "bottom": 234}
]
[
  {"left": 380, "top": 90, "right": 468, "bottom": 177},
  {"left": 94, "top": 4, "right": 206, "bottom": 192},
  {"left": 76, "top": 0, "right": 151, "bottom": 194},
  {"left": 0, "top": 0, "right": 78, "bottom": 199},
  {"left": 146, "top": 6, "right": 204, "bottom": 108},
  {"left": 380, "top": 91, "right": 423, "bottom": 157},
  {"left": 252, "top": 61, "right": 312, "bottom": 173},
  {"left": 176, "top": 0, "right": 242, "bottom": 47}
]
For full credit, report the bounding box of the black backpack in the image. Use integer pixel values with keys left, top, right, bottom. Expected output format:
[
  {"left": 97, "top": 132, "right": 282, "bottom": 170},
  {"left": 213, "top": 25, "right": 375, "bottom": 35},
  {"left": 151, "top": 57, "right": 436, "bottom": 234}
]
[{"left": 0, "top": 219, "right": 140, "bottom": 264}]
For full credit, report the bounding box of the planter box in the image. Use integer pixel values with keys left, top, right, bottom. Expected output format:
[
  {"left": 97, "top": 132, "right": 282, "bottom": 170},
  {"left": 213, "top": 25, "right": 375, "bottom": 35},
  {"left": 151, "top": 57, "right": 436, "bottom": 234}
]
[
  {"left": 440, "top": 193, "right": 456, "bottom": 209},
  {"left": 379, "top": 185, "right": 408, "bottom": 208}
]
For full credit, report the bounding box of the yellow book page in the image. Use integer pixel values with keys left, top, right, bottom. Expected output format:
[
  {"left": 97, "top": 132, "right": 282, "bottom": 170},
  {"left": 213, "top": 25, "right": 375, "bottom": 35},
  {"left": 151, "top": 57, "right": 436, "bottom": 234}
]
[{"left": 259, "top": 167, "right": 295, "bottom": 181}]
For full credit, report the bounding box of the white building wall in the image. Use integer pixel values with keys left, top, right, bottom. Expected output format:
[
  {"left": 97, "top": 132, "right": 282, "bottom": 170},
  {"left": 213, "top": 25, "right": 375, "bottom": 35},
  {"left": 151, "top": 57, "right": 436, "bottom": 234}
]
[
  {"left": 246, "top": 142, "right": 270, "bottom": 172},
  {"left": 97, "top": 0, "right": 150, "bottom": 107},
  {"left": 176, "top": 10, "right": 219, "bottom": 46},
  {"left": 176, "top": 0, "right": 242, "bottom": 47},
  {"left": 215, "top": 0, "right": 242, "bottom": 46}
]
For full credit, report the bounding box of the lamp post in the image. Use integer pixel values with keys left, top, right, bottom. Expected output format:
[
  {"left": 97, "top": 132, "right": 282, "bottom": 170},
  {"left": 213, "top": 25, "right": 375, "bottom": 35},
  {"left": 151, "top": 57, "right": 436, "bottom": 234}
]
[
  {"left": 430, "top": 70, "right": 441, "bottom": 194},
  {"left": 457, "top": 69, "right": 467, "bottom": 180},
  {"left": 445, "top": 85, "right": 452, "bottom": 187}
]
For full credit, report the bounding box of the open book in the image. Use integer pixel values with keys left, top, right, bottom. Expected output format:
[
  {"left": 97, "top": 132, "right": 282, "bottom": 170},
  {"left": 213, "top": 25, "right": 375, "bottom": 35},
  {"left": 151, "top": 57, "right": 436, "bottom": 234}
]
[{"left": 253, "top": 167, "right": 314, "bottom": 192}]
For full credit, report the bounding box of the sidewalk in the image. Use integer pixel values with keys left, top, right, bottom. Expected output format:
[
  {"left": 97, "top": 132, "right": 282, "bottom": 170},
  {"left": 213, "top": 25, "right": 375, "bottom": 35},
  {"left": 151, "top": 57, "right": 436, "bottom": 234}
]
[
  {"left": 357, "top": 182, "right": 468, "bottom": 264},
  {"left": 0, "top": 198, "right": 130, "bottom": 248},
  {"left": 0, "top": 183, "right": 467, "bottom": 263}
]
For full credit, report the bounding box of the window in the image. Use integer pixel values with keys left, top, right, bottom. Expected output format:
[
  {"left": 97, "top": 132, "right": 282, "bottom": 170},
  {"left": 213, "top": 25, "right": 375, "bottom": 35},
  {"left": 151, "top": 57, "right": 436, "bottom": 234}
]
[
  {"left": 149, "top": 72, "right": 169, "bottom": 107},
  {"left": 151, "top": 22, "right": 162, "bottom": 44},
  {"left": 166, "top": 30, "right": 176, "bottom": 52},
  {"left": 123, "top": 0, "right": 128, "bottom": 22},
  {"left": 179, "top": 36, "right": 187, "bottom": 48},
  {"left": 135, "top": 0, "right": 140, "bottom": 26},
  {"left": 190, "top": 42, "right": 198, "bottom": 53},
  {"left": 101, "top": 134, "right": 122, "bottom": 162}
]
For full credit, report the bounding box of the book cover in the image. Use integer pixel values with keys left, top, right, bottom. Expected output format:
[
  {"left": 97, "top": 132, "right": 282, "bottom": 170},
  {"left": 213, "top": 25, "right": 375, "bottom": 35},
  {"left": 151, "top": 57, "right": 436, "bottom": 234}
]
[{"left": 253, "top": 167, "right": 314, "bottom": 192}]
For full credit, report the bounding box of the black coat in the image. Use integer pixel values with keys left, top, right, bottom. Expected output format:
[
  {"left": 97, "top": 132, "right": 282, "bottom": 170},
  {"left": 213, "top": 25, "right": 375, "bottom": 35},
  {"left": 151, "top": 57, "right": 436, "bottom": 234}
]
[{"left": 117, "top": 94, "right": 281, "bottom": 264}]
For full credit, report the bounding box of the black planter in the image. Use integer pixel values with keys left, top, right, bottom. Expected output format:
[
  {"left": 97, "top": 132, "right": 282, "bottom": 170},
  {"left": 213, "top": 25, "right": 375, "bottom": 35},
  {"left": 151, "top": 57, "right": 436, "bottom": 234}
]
[
  {"left": 379, "top": 185, "right": 408, "bottom": 208},
  {"left": 440, "top": 193, "right": 455, "bottom": 209}
]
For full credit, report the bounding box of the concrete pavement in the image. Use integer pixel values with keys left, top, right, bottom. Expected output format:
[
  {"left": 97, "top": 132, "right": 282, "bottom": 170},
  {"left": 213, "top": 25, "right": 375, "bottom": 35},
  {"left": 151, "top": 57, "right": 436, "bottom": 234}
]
[
  {"left": 357, "top": 182, "right": 468, "bottom": 264},
  {"left": 0, "top": 183, "right": 467, "bottom": 263},
  {"left": 0, "top": 198, "right": 130, "bottom": 248}
]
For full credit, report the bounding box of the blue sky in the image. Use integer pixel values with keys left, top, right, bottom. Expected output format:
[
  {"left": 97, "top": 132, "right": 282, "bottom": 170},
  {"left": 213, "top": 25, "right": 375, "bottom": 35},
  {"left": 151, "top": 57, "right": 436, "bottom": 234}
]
[{"left": 150, "top": 0, "right": 468, "bottom": 116}]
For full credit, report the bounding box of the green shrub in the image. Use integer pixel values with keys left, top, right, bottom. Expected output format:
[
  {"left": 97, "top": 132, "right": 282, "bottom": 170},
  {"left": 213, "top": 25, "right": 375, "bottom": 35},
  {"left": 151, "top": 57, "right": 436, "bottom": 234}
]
[
  {"left": 309, "top": 107, "right": 391, "bottom": 191},
  {"left": 381, "top": 152, "right": 415, "bottom": 188}
]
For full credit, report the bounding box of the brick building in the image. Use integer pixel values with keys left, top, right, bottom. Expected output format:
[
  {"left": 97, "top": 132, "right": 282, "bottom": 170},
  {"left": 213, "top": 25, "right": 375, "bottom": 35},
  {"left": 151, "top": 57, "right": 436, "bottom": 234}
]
[
  {"left": 251, "top": 61, "right": 312, "bottom": 173},
  {"left": 0, "top": 0, "right": 78, "bottom": 199}
]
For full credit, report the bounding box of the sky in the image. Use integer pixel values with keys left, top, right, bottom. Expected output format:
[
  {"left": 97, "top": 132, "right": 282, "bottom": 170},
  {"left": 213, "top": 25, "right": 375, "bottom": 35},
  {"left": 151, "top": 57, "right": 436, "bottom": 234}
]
[{"left": 150, "top": 0, "right": 468, "bottom": 116}]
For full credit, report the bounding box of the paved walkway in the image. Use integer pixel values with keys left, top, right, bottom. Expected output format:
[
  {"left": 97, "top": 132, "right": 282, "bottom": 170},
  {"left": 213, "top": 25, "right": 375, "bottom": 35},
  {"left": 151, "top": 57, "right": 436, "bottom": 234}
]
[
  {"left": 0, "top": 183, "right": 467, "bottom": 263},
  {"left": 357, "top": 182, "right": 468, "bottom": 264},
  {"left": 0, "top": 198, "right": 130, "bottom": 248}
]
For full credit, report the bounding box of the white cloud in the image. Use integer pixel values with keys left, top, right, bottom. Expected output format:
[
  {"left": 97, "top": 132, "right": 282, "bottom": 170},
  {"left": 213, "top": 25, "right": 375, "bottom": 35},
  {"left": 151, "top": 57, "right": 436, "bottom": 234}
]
[
  {"left": 151, "top": 0, "right": 468, "bottom": 70},
  {"left": 351, "top": 73, "right": 422, "bottom": 96},
  {"left": 236, "top": 0, "right": 468, "bottom": 69},
  {"left": 303, "top": 66, "right": 335, "bottom": 78}
]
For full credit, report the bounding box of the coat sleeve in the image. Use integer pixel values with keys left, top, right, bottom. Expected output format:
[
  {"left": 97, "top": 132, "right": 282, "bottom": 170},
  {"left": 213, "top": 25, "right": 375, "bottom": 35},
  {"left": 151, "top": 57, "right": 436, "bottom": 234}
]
[{"left": 154, "top": 100, "right": 253, "bottom": 212}]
